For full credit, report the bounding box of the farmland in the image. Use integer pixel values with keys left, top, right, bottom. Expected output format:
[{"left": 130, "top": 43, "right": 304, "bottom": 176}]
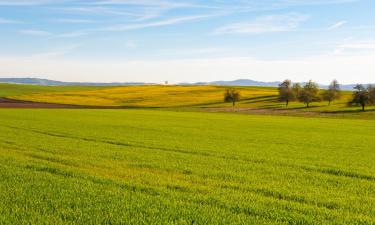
[
  {"left": 0, "top": 83, "right": 106, "bottom": 98},
  {"left": 11, "top": 85, "right": 278, "bottom": 108},
  {"left": 5, "top": 83, "right": 375, "bottom": 118},
  {"left": 0, "top": 109, "right": 375, "bottom": 224},
  {"left": 0, "top": 83, "right": 375, "bottom": 224}
]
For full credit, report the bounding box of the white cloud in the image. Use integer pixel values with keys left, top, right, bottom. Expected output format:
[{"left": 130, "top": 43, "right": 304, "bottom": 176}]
[
  {"left": 0, "top": 18, "right": 23, "bottom": 24},
  {"left": 18, "top": 29, "right": 52, "bottom": 36},
  {"left": 125, "top": 40, "right": 137, "bottom": 49},
  {"left": 53, "top": 18, "right": 95, "bottom": 24},
  {"left": 99, "top": 14, "right": 215, "bottom": 32},
  {"left": 329, "top": 21, "right": 347, "bottom": 30},
  {"left": 334, "top": 40, "right": 375, "bottom": 55},
  {"left": 52, "top": 14, "right": 214, "bottom": 38},
  {"left": 214, "top": 13, "right": 309, "bottom": 35},
  {"left": 0, "top": 0, "right": 59, "bottom": 6},
  {"left": 57, "top": 30, "right": 90, "bottom": 38}
]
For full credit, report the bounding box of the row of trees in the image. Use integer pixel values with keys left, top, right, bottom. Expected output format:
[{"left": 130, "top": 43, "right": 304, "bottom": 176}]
[
  {"left": 352, "top": 84, "right": 375, "bottom": 111},
  {"left": 224, "top": 80, "right": 375, "bottom": 111},
  {"left": 278, "top": 80, "right": 340, "bottom": 108},
  {"left": 278, "top": 79, "right": 375, "bottom": 111}
]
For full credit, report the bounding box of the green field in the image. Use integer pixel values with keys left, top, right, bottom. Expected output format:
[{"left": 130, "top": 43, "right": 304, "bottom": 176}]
[{"left": 1, "top": 109, "right": 374, "bottom": 224}]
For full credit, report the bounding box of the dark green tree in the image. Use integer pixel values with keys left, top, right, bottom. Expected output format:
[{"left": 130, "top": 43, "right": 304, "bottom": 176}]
[
  {"left": 298, "top": 80, "right": 320, "bottom": 108},
  {"left": 322, "top": 79, "right": 341, "bottom": 105},
  {"left": 224, "top": 88, "right": 240, "bottom": 107},
  {"left": 278, "top": 79, "right": 295, "bottom": 107},
  {"left": 369, "top": 85, "right": 375, "bottom": 104},
  {"left": 292, "top": 83, "right": 302, "bottom": 99},
  {"left": 352, "top": 84, "right": 371, "bottom": 111}
]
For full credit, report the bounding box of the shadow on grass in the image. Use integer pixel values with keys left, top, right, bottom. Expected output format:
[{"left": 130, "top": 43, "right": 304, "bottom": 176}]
[{"left": 322, "top": 107, "right": 375, "bottom": 114}]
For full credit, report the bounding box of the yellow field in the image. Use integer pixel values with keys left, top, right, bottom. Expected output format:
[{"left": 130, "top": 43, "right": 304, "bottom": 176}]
[
  {"left": 13, "top": 85, "right": 278, "bottom": 107},
  {"left": 8, "top": 84, "right": 375, "bottom": 116}
]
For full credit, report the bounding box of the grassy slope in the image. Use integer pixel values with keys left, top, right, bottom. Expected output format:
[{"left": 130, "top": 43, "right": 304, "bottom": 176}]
[
  {"left": 0, "top": 109, "right": 374, "bottom": 224},
  {"left": 10, "top": 84, "right": 375, "bottom": 118},
  {"left": 0, "top": 83, "right": 107, "bottom": 98}
]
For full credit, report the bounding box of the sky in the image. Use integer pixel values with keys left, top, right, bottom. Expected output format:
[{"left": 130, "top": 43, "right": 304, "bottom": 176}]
[{"left": 0, "top": 0, "right": 375, "bottom": 84}]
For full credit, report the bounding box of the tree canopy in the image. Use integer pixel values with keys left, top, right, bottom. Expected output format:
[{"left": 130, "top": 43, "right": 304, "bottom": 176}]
[
  {"left": 322, "top": 80, "right": 341, "bottom": 105},
  {"left": 352, "top": 84, "right": 374, "bottom": 111},
  {"left": 278, "top": 80, "right": 295, "bottom": 107},
  {"left": 224, "top": 88, "right": 240, "bottom": 107},
  {"left": 298, "top": 80, "right": 320, "bottom": 108}
]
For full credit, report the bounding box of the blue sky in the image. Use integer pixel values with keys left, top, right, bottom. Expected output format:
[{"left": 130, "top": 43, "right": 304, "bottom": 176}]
[{"left": 0, "top": 0, "right": 375, "bottom": 84}]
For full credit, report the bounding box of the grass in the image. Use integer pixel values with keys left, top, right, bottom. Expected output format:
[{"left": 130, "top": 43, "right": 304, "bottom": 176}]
[
  {"left": 0, "top": 109, "right": 374, "bottom": 224},
  {"left": 0, "top": 83, "right": 108, "bottom": 98}
]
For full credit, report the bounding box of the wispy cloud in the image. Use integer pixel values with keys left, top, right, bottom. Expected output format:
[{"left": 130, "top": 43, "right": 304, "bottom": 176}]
[
  {"left": 53, "top": 18, "right": 95, "bottom": 24},
  {"left": 338, "top": 41, "right": 375, "bottom": 50},
  {"left": 334, "top": 40, "right": 375, "bottom": 55},
  {"left": 91, "top": 0, "right": 194, "bottom": 8},
  {"left": 0, "top": 18, "right": 23, "bottom": 24},
  {"left": 55, "top": 6, "right": 140, "bottom": 17},
  {"left": 18, "top": 29, "right": 52, "bottom": 36},
  {"left": 99, "top": 14, "right": 215, "bottom": 32},
  {"left": 201, "top": 0, "right": 359, "bottom": 14},
  {"left": 329, "top": 20, "right": 347, "bottom": 30},
  {"left": 125, "top": 40, "right": 137, "bottom": 49},
  {"left": 57, "top": 30, "right": 90, "bottom": 38},
  {"left": 214, "top": 13, "right": 309, "bottom": 35},
  {"left": 52, "top": 14, "right": 215, "bottom": 38},
  {"left": 0, "top": 0, "right": 60, "bottom": 6}
]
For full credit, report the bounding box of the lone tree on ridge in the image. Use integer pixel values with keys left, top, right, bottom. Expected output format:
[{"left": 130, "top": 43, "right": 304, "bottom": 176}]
[{"left": 224, "top": 88, "right": 240, "bottom": 107}]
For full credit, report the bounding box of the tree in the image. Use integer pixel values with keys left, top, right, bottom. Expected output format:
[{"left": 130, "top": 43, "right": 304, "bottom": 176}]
[
  {"left": 322, "top": 79, "right": 341, "bottom": 105},
  {"left": 369, "top": 85, "right": 375, "bottom": 104},
  {"left": 352, "top": 84, "right": 371, "bottom": 111},
  {"left": 292, "top": 83, "right": 302, "bottom": 99},
  {"left": 224, "top": 88, "right": 240, "bottom": 107},
  {"left": 278, "top": 79, "right": 295, "bottom": 107},
  {"left": 298, "top": 80, "right": 320, "bottom": 108}
]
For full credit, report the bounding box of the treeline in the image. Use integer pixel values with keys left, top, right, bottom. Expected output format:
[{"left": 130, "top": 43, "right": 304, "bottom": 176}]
[{"left": 278, "top": 79, "right": 375, "bottom": 111}]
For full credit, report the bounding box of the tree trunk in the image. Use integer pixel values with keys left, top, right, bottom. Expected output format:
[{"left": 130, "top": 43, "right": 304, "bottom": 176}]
[
  {"left": 328, "top": 100, "right": 331, "bottom": 106},
  {"left": 362, "top": 104, "right": 365, "bottom": 112},
  {"left": 306, "top": 102, "right": 309, "bottom": 108},
  {"left": 286, "top": 100, "right": 289, "bottom": 107},
  {"left": 232, "top": 100, "right": 235, "bottom": 107}
]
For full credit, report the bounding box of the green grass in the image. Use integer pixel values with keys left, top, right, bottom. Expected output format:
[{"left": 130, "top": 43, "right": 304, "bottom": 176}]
[
  {"left": 0, "top": 83, "right": 107, "bottom": 97},
  {"left": 0, "top": 109, "right": 374, "bottom": 224}
]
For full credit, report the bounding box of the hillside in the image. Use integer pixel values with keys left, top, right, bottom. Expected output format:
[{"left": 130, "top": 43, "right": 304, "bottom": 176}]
[
  {"left": 1, "top": 78, "right": 369, "bottom": 90},
  {"left": 1, "top": 83, "right": 374, "bottom": 117},
  {"left": 0, "top": 78, "right": 148, "bottom": 86},
  {"left": 11, "top": 85, "right": 278, "bottom": 108},
  {"left": 0, "top": 83, "right": 106, "bottom": 97}
]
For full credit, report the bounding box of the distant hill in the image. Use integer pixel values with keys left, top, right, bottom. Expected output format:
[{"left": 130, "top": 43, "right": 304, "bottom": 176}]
[
  {"left": 184, "top": 79, "right": 281, "bottom": 87},
  {"left": 183, "top": 79, "right": 365, "bottom": 90},
  {"left": 0, "top": 78, "right": 147, "bottom": 86},
  {"left": 0, "top": 77, "right": 368, "bottom": 90}
]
